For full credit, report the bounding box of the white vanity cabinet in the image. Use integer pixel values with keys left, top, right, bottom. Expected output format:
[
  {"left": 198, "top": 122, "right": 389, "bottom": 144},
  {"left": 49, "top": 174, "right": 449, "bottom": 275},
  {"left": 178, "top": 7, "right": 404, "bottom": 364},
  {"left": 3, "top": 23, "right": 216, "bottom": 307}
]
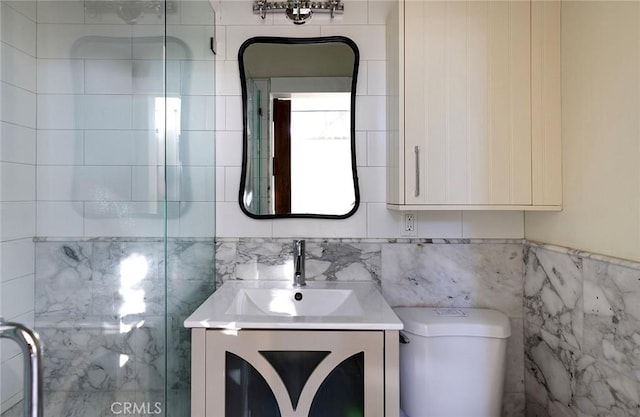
[
  {"left": 190, "top": 329, "right": 399, "bottom": 417},
  {"left": 386, "top": 0, "right": 561, "bottom": 210}
]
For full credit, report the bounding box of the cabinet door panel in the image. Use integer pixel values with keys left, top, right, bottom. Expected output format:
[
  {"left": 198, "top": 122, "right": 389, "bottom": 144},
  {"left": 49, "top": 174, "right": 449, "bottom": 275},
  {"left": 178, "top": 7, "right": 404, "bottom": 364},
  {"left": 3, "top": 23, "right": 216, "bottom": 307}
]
[{"left": 405, "top": 0, "right": 531, "bottom": 205}]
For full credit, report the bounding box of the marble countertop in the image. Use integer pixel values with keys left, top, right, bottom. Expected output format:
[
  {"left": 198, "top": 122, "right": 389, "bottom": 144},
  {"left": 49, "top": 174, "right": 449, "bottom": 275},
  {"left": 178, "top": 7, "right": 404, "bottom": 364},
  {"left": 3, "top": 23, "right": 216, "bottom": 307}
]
[{"left": 184, "top": 280, "right": 403, "bottom": 330}]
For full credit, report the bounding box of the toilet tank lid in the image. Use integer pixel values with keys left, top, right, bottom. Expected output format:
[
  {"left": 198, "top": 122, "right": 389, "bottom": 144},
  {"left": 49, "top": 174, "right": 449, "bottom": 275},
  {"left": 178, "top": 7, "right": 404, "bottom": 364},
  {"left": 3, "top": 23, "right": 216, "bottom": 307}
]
[{"left": 393, "top": 307, "right": 511, "bottom": 338}]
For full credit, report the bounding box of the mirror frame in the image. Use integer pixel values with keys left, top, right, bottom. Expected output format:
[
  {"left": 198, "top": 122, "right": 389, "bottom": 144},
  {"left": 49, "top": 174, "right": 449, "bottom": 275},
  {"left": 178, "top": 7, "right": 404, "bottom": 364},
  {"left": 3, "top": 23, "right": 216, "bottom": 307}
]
[{"left": 238, "top": 36, "right": 360, "bottom": 219}]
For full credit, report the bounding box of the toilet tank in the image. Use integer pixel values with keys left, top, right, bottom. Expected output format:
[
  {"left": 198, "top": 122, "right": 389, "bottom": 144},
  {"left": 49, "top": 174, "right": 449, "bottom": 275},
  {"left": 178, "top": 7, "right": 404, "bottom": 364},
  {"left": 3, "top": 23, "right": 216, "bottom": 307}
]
[{"left": 394, "top": 307, "right": 511, "bottom": 417}]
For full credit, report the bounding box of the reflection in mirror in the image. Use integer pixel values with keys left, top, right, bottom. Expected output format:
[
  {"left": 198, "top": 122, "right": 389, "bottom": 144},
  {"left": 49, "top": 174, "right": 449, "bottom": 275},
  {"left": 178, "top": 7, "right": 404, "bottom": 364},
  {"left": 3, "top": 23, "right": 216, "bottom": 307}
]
[{"left": 239, "top": 37, "right": 360, "bottom": 219}]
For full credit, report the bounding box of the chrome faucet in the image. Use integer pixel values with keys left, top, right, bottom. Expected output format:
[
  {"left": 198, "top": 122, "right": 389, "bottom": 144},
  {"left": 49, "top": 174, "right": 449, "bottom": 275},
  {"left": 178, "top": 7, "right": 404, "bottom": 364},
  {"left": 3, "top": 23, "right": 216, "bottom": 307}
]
[{"left": 293, "top": 239, "right": 306, "bottom": 287}]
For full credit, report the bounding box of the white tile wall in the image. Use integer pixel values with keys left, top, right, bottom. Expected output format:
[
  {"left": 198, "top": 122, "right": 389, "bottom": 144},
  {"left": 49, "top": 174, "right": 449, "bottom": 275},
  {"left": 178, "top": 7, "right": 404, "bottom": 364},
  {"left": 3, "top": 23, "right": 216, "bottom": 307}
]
[
  {"left": 212, "top": 0, "right": 525, "bottom": 239},
  {"left": 1, "top": 2, "right": 36, "bottom": 411}
]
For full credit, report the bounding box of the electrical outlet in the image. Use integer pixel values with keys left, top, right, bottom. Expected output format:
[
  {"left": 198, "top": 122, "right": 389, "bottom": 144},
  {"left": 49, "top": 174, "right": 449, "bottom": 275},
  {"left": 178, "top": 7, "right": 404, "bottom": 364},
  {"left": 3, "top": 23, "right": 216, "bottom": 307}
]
[{"left": 402, "top": 212, "right": 417, "bottom": 236}]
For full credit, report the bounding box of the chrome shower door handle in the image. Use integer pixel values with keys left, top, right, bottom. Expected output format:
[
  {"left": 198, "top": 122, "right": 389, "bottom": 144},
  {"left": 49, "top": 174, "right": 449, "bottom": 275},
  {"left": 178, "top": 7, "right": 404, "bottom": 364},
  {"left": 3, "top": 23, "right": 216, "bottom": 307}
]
[{"left": 0, "top": 320, "right": 43, "bottom": 417}]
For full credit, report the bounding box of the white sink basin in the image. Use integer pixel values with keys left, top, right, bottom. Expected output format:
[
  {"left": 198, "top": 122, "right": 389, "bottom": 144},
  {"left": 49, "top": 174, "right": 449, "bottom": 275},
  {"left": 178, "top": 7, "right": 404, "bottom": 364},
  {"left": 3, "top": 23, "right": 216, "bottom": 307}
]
[
  {"left": 225, "top": 288, "right": 364, "bottom": 317},
  {"left": 184, "top": 280, "right": 403, "bottom": 330}
]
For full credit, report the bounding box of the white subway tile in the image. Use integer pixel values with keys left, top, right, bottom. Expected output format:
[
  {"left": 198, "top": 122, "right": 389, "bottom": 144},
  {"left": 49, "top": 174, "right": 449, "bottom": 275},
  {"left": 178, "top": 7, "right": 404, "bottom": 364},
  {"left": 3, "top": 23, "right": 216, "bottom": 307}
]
[
  {"left": 37, "top": 59, "right": 84, "bottom": 94},
  {"left": 205, "top": 96, "right": 217, "bottom": 130},
  {"left": 84, "top": 60, "right": 133, "bottom": 94},
  {"left": 366, "top": 131, "right": 386, "bottom": 166},
  {"left": 1, "top": 43, "right": 36, "bottom": 92},
  {"left": 0, "top": 310, "right": 33, "bottom": 363},
  {"left": 418, "top": 211, "right": 463, "bottom": 238},
  {"left": 0, "top": 202, "right": 35, "bottom": 241},
  {"left": 1, "top": 352, "right": 22, "bottom": 402},
  {"left": 38, "top": 24, "right": 133, "bottom": 59},
  {"left": 462, "top": 211, "right": 525, "bottom": 239},
  {"left": 355, "top": 95, "right": 385, "bottom": 131},
  {"left": 215, "top": 130, "right": 242, "bottom": 166},
  {"left": 0, "top": 274, "right": 35, "bottom": 320},
  {"left": 85, "top": 130, "right": 135, "bottom": 165},
  {"left": 216, "top": 166, "right": 225, "bottom": 202},
  {"left": 358, "top": 166, "right": 385, "bottom": 202},
  {"left": 83, "top": 95, "right": 132, "bottom": 129},
  {"left": 180, "top": 0, "right": 216, "bottom": 25},
  {"left": 225, "top": 96, "right": 243, "bottom": 131},
  {"left": 1, "top": 2, "right": 36, "bottom": 56},
  {"left": 367, "top": 60, "right": 385, "bottom": 95},
  {"left": 0, "top": 239, "right": 34, "bottom": 282},
  {"left": 133, "top": 95, "right": 160, "bottom": 130},
  {"left": 224, "top": 166, "right": 241, "bottom": 202},
  {"left": 36, "top": 201, "right": 84, "bottom": 237},
  {"left": 37, "top": 94, "right": 77, "bottom": 129},
  {"left": 133, "top": 60, "right": 181, "bottom": 95},
  {"left": 0, "top": 122, "right": 35, "bottom": 164},
  {"left": 225, "top": 26, "right": 321, "bottom": 61},
  {"left": 37, "top": 166, "right": 131, "bottom": 201},
  {"left": 214, "top": 23, "right": 226, "bottom": 60},
  {"left": 0, "top": 162, "right": 35, "bottom": 201},
  {"left": 182, "top": 60, "right": 216, "bottom": 95},
  {"left": 367, "top": 0, "right": 395, "bottom": 25},
  {"left": 4, "top": 1, "right": 36, "bottom": 22},
  {"left": 321, "top": 25, "right": 385, "bottom": 60},
  {"left": 156, "top": 25, "right": 215, "bottom": 61},
  {"left": 215, "top": 201, "right": 272, "bottom": 237},
  {"left": 356, "top": 60, "right": 368, "bottom": 96},
  {"left": 181, "top": 131, "right": 215, "bottom": 166},
  {"left": 366, "top": 202, "right": 402, "bottom": 238},
  {"left": 218, "top": 0, "right": 274, "bottom": 26},
  {"left": 215, "top": 96, "right": 227, "bottom": 130},
  {"left": 84, "top": 201, "right": 179, "bottom": 237},
  {"left": 181, "top": 167, "right": 216, "bottom": 201},
  {"left": 355, "top": 131, "right": 367, "bottom": 167},
  {"left": 37, "top": 130, "right": 83, "bottom": 165},
  {"left": 131, "top": 166, "right": 176, "bottom": 202},
  {"left": 271, "top": 208, "right": 367, "bottom": 238},
  {"left": 1, "top": 82, "right": 36, "bottom": 128},
  {"left": 37, "top": 0, "right": 85, "bottom": 24},
  {"left": 132, "top": 25, "right": 167, "bottom": 59},
  {"left": 179, "top": 202, "right": 215, "bottom": 237},
  {"left": 215, "top": 60, "right": 241, "bottom": 96}
]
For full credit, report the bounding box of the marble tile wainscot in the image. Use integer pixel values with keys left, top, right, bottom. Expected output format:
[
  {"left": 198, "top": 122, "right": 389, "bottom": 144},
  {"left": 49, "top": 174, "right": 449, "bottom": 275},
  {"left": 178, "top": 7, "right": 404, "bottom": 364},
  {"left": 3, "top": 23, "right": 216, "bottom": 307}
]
[
  {"left": 32, "top": 237, "right": 215, "bottom": 417},
  {"left": 524, "top": 242, "right": 640, "bottom": 417},
  {"left": 216, "top": 237, "right": 527, "bottom": 416}
]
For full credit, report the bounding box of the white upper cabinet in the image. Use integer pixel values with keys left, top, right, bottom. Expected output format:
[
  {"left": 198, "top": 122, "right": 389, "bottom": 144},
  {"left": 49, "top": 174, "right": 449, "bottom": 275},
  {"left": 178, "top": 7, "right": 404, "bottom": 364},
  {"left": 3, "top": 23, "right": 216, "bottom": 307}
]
[{"left": 386, "top": 0, "right": 561, "bottom": 210}]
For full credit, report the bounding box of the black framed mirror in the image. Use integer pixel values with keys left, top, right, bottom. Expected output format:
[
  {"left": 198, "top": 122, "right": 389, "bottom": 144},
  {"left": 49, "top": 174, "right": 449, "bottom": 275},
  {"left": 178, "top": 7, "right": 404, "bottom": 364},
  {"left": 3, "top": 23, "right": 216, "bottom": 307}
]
[{"left": 238, "top": 36, "right": 360, "bottom": 219}]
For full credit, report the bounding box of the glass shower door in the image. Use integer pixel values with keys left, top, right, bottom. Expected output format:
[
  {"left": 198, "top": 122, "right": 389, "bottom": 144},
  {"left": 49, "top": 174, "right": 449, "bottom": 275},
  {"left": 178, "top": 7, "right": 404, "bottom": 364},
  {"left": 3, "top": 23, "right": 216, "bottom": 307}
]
[{"left": 0, "top": 1, "right": 216, "bottom": 416}]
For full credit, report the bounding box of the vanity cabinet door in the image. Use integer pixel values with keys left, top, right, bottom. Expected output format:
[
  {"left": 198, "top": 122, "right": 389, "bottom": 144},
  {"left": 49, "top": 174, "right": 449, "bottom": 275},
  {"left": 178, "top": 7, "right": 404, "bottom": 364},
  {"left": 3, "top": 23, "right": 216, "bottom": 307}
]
[
  {"left": 204, "top": 330, "right": 384, "bottom": 417},
  {"left": 387, "top": 0, "right": 561, "bottom": 210}
]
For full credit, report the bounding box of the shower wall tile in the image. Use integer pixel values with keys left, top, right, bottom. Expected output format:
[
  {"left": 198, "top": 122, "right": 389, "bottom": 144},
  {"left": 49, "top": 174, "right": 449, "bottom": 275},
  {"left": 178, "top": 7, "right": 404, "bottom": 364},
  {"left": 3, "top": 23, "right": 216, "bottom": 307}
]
[
  {"left": 0, "top": 82, "right": 36, "bottom": 128},
  {"left": 180, "top": 131, "right": 216, "bottom": 166},
  {"left": 37, "top": 24, "right": 134, "bottom": 60},
  {"left": 181, "top": 60, "right": 216, "bottom": 95},
  {"left": 0, "top": 122, "right": 36, "bottom": 165},
  {"left": 0, "top": 239, "right": 34, "bottom": 280},
  {"left": 0, "top": 43, "right": 36, "bottom": 91},
  {"left": 37, "top": 130, "right": 84, "bottom": 165},
  {"left": 36, "top": 0, "right": 85, "bottom": 25},
  {"left": 36, "top": 59, "right": 84, "bottom": 94},
  {"left": 36, "top": 202, "right": 85, "bottom": 237},
  {"left": 0, "top": 162, "right": 35, "bottom": 201},
  {"left": 0, "top": 274, "right": 35, "bottom": 319},
  {"left": 3, "top": 0, "right": 36, "bottom": 22},
  {"left": 0, "top": 2, "right": 36, "bottom": 56},
  {"left": 84, "top": 60, "right": 133, "bottom": 94},
  {"left": 34, "top": 239, "right": 215, "bottom": 394},
  {"left": 37, "top": 166, "right": 132, "bottom": 202},
  {"left": 0, "top": 202, "right": 35, "bottom": 241}
]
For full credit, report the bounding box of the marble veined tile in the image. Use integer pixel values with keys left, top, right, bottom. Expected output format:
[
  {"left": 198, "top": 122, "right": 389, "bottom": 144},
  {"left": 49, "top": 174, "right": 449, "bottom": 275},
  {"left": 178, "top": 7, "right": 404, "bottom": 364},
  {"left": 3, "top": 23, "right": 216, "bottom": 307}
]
[
  {"left": 524, "top": 246, "right": 584, "bottom": 351},
  {"left": 583, "top": 258, "right": 640, "bottom": 383},
  {"left": 381, "top": 243, "right": 523, "bottom": 317},
  {"left": 575, "top": 360, "right": 640, "bottom": 417}
]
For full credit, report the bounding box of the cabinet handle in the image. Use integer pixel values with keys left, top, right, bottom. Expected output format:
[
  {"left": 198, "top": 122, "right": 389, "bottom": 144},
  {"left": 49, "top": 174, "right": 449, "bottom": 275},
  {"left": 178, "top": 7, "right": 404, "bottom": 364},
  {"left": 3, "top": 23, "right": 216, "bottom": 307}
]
[{"left": 414, "top": 146, "right": 420, "bottom": 197}]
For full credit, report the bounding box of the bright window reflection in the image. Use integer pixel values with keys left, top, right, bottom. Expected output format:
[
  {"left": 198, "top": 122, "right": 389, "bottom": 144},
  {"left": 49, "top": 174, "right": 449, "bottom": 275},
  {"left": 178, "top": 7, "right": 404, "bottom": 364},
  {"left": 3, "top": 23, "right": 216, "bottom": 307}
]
[{"left": 119, "top": 254, "right": 148, "bottom": 333}]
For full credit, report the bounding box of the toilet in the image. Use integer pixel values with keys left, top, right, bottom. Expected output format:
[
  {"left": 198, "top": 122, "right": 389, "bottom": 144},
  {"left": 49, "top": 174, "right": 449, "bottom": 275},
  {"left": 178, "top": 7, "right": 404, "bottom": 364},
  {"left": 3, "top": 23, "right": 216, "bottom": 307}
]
[{"left": 394, "top": 307, "right": 511, "bottom": 417}]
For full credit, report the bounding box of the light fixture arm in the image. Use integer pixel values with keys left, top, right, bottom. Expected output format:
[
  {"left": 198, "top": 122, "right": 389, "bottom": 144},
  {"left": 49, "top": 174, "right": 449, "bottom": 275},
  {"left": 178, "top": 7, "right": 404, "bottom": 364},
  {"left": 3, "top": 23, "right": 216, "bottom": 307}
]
[{"left": 252, "top": 0, "right": 344, "bottom": 24}]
